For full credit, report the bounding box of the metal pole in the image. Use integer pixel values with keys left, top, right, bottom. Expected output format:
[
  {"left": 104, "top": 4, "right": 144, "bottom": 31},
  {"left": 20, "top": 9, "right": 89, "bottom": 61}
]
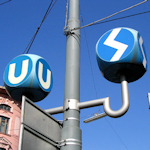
[{"left": 61, "top": 0, "right": 81, "bottom": 150}]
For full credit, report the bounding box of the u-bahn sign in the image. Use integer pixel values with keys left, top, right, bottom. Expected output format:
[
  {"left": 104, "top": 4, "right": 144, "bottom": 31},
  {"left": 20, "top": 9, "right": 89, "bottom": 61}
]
[{"left": 3, "top": 54, "right": 53, "bottom": 102}]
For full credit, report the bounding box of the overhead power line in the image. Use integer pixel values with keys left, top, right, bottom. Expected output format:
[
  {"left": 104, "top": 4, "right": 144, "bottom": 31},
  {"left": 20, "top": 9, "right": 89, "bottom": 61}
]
[
  {"left": 93, "top": 10, "right": 150, "bottom": 26},
  {"left": 64, "top": 0, "right": 69, "bottom": 30},
  {"left": 0, "top": 0, "right": 11, "bottom": 6},
  {"left": 71, "top": 0, "right": 148, "bottom": 31},
  {"left": 80, "top": 8, "right": 128, "bottom": 150},
  {"left": 23, "top": 0, "right": 57, "bottom": 54}
]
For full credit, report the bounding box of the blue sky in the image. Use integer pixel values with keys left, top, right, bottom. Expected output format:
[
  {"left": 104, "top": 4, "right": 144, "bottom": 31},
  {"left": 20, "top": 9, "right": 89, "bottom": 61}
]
[{"left": 1, "top": 0, "right": 150, "bottom": 149}]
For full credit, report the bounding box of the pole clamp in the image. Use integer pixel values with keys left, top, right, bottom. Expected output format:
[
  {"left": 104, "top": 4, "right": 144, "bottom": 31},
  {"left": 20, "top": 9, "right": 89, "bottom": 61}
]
[
  {"left": 63, "top": 26, "right": 73, "bottom": 36},
  {"left": 59, "top": 138, "right": 82, "bottom": 147},
  {"left": 64, "top": 117, "right": 80, "bottom": 122},
  {"left": 64, "top": 99, "right": 79, "bottom": 111}
]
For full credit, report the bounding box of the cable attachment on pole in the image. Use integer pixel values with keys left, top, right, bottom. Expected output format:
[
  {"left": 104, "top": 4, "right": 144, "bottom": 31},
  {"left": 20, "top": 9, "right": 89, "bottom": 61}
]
[{"left": 63, "top": 26, "right": 75, "bottom": 36}]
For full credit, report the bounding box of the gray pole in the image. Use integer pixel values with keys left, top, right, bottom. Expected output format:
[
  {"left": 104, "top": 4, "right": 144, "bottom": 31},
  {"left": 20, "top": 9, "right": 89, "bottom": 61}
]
[{"left": 60, "top": 0, "right": 81, "bottom": 150}]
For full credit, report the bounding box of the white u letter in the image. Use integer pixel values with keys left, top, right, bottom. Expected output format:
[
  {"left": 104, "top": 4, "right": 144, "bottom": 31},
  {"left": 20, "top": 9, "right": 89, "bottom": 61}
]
[
  {"left": 38, "top": 61, "right": 51, "bottom": 89},
  {"left": 8, "top": 59, "right": 29, "bottom": 84}
]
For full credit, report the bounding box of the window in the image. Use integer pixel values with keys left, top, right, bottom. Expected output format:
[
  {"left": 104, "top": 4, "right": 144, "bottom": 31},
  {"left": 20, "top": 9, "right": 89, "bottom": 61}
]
[
  {"left": 0, "top": 104, "right": 10, "bottom": 112},
  {"left": 0, "top": 116, "right": 9, "bottom": 134}
]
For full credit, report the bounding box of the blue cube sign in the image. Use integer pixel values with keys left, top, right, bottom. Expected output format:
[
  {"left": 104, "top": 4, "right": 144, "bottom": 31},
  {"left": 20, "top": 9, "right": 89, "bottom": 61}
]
[
  {"left": 96, "top": 27, "right": 147, "bottom": 83},
  {"left": 97, "top": 28, "right": 134, "bottom": 62},
  {"left": 3, "top": 54, "right": 53, "bottom": 102}
]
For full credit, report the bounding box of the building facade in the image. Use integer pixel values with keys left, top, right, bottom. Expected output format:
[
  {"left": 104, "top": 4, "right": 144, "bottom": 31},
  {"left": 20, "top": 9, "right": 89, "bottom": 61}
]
[{"left": 0, "top": 86, "right": 21, "bottom": 150}]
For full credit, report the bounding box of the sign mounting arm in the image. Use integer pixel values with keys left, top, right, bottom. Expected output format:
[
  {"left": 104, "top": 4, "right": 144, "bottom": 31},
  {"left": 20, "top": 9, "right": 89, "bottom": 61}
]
[
  {"left": 84, "top": 75, "right": 130, "bottom": 123},
  {"left": 46, "top": 75, "right": 130, "bottom": 122}
]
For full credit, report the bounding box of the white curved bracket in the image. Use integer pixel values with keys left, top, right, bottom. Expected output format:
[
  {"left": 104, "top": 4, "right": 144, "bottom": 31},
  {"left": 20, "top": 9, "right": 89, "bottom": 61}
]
[
  {"left": 84, "top": 75, "right": 130, "bottom": 123},
  {"left": 103, "top": 75, "right": 129, "bottom": 118}
]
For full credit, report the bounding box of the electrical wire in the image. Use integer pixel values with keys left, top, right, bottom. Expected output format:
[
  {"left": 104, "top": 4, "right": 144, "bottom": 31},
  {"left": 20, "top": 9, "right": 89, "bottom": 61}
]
[
  {"left": 106, "top": 120, "right": 128, "bottom": 150},
  {"left": 80, "top": 11, "right": 98, "bottom": 100},
  {"left": 80, "top": 7, "right": 128, "bottom": 150},
  {"left": 64, "top": 0, "right": 69, "bottom": 30},
  {"left": 71, "top": 0, "right": 148, "bottom": 31},
  {"left": 23, "top": 0, "right": 54, "bottom": 54},
  {"left": 0, "top": 0, "right": 11, "bottom": 6},
  {"left": 80, "top": 7, "right": 102, "bottom": 119},
  {"left": 23, "top": 0, "right": 57, "bottom": 54},
  {"left": 93, "top": 10, "right": 150, "bottom": 26}
]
